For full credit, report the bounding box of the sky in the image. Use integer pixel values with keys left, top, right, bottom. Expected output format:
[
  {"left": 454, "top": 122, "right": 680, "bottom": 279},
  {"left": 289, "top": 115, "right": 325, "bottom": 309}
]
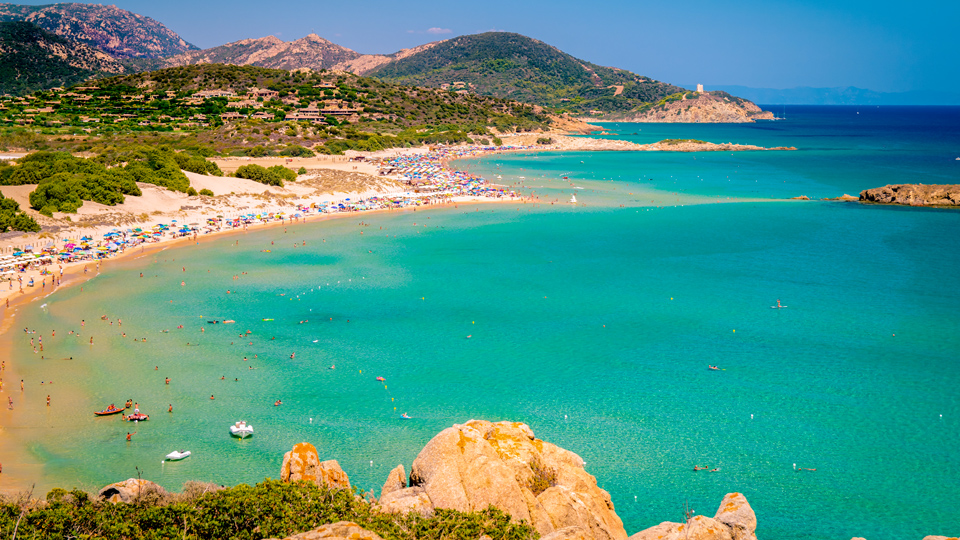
[{"left": 21, "top": 0, "right": 959, "bottom": 93}]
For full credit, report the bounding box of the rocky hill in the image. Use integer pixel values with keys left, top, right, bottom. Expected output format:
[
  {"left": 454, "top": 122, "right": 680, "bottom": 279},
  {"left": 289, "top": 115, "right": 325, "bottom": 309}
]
[
  {"left": 0, "top": 21, "right": 130, "bottom": 96},
  {"left": 860, "top": 184, "right": 960, "bottom": 206},
  {"left": 602, "top": 91, "right": 775, "bottom": 123},
  {"left": 366, "top": 32, "right": 689, "bottom": 116},
  {"left": 163, "top": 33, "right": 361, "bottom": 71},
  {"left": 158, "top": 31, "right": 771, "bottom": 122},
  {"left": 0, "top": 2, "right": 196, "bottom": 58}
]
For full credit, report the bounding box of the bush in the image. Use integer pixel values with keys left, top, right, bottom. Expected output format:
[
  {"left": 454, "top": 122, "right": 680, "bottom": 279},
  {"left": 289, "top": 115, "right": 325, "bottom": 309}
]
[
  {"left": 234, "top": 164, "right": 290, "bottom": 186},
  {"left": 186, "top": 187, "right": 198, "bottom": 196},
  {"left": 536, "top": 137, "right": 553, "bottom": 145},
  {"left": 0, "top": 480, "right": 537, "bottom": 540},
  {"left": 199, "top": 188, "right": 214, "bottom": 196},
  {"left": 280, "top": 144, "right": 315, "bottom": 158},
  {"left": 0, "top": 193, "right": 40, "bottom": 232},
  {"left": 527, "top": 456, "right": 557, "bottom": 496},
  {"left": 297, "top": 167, "right": 307, "bottom": 175}
]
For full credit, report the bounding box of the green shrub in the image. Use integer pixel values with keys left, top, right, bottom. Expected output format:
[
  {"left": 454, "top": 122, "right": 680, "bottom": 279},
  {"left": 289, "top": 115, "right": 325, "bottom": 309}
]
[
  {"left": 199, "top": 188, "right": 214, "bottom": 196},
  {"left": 0, "top": 480, "right": 537, "bottom": 540},
  {"left": 536, "top": 137, "right": 553, "bottom": 145},
  {"left": 0, "top": 192, "right": 40, "bottom": 232},
  {"left": 186, "top": 187, "right": 198, "bottom": 196},
  {"left": 297, "top": 167, "right": 307, "bottom": 175},
  {"left": 234, "top": 164, "right": 288, "bottom": 186}
]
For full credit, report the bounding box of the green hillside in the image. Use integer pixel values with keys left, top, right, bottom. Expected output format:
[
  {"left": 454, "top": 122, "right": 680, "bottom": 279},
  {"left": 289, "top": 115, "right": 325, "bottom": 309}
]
[
  {"left": 0, "top": 21, "right": 129, "bottom": 96},
  {"left": 369, "top": 32, "right": 686, "bottom": 115}
]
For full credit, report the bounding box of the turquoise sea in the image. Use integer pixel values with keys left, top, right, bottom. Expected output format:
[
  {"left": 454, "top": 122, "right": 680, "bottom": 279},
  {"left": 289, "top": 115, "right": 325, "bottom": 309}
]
[{"left": 3, "top": 106, "right": 959, "bottom": 539}]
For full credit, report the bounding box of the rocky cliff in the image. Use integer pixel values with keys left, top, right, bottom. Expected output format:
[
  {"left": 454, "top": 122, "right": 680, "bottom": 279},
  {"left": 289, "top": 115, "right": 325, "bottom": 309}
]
[
  {"left": 859, "top": 184, "right": 960, "bottom": 207},
  {"left": 163, "top": 34, "right": 363, "bottom": 71},
  {"left": 0, "top": 2, "right": 196, "bottom": 58},
  {"left": 603, "top": 92, "right": 774, "bottom": 123}
]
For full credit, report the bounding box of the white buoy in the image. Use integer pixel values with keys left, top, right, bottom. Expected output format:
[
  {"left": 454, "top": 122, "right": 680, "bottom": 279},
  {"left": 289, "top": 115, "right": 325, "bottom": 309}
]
[
  {"left": 370, "top": 460, "right": 373, "bottom": 467},
  {"left": 793, "top": 463, "right": 796, "bottom": 470},
  {"left": 309, "top": 418, "right": 313, "bottom": 423},
  {"left": 750, "top": 414, "right": 754, "bottom": 419}
]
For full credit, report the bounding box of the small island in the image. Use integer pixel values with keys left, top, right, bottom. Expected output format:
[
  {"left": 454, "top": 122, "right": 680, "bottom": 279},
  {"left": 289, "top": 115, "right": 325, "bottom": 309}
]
[{"left": 860, "top": 184, "right": 960, "bottom": 207}]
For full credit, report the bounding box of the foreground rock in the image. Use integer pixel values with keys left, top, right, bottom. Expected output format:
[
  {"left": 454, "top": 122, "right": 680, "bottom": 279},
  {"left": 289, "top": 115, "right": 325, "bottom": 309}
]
[
  {"left": 628, "top": 492, "right": 757, "bottom": 540},
  {"left": 379, "top": 420, "right": 627, "bottom": 540},
  {"left": 266, "top": 521, "right": 384, "bottom": 540},
  {"left": 98, "top": 478, "right": 166, "bottom": 503},
  {"left": 280, "top": 442, "right": 351, "bottom": 490},
  {"left": 860, "top": 184, "right": 960, "bottom": 206}
]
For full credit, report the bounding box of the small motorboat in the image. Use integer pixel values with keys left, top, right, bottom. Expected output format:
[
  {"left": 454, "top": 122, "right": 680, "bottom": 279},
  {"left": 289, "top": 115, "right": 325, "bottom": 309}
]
[
  {"left": 165, "top": 450, "right": 191, "bottom": 461},
  {"left": 230, "top": 421, "right": 254, "bottom": 438},
  {"left": 127, "top": 413, "right": 149, "bottom": 422},
  {"left": 94, "top": 406, "right": 124, "bottom": 416}
]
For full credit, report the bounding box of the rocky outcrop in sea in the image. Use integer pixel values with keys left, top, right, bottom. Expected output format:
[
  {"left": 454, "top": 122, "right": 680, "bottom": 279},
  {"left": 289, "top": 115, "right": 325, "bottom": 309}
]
[{"left": 859, "top": 184, "right": 960, "bottom": 206}]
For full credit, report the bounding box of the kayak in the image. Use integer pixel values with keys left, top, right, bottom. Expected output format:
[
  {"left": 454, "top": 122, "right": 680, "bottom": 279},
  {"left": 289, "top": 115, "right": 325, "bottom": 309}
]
[{"left": 94, "top": 407, "right": 125, "bottom": 416}]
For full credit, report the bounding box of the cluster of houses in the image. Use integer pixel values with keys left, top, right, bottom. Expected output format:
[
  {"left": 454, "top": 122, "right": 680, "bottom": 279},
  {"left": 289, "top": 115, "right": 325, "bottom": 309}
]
[{"left": 0, "top": 81, "right": 376, "bottom": 129}]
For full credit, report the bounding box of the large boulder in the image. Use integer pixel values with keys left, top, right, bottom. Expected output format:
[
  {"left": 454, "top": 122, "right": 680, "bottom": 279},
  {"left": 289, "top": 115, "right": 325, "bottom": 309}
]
[
  {"left": 922, "top": 536, "right": 958, "bottom": 540},
  {"left": 541, "top": 526, "right": 593, "bottom": 540},
  {"left": 381, "top": 464, "right": 407, "bottom": 498},
  {"left": 280, "top": 442, "right": 351, "bottom": 490},
  {"left": 266, "top": 521, "right": 384, "bottom": 540},
  {"left": 98, "top": 478, "right": 166, "bottom": 503},
  {"left": 628, "top": 494, "right": 757, "bottom": 540},
  {"left": 713, "top": 493, "right": 757, "bottom": 540},
  {"left": 394, "top": 420, "right": 626, "bottom": 540},
  {"left": 378, "top": 486, "right": 432, "bottom": 516}
]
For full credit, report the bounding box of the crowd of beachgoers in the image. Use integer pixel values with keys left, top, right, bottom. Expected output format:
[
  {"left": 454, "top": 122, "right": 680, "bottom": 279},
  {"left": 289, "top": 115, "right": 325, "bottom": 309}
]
[{"left": 0, "top": 143, "right": 530, "bottom": 300}]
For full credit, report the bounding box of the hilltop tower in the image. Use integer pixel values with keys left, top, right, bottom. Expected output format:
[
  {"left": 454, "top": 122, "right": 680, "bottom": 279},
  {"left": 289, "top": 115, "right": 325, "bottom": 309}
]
[{"left": 696, "top": 84, "right": 704, "bottom": 93}]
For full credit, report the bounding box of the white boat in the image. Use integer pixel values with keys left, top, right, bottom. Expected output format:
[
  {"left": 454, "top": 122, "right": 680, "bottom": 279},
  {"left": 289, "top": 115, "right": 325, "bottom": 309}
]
[
  {"left": 230, "top": 421, "right": 254, "bottom": 438},
  {"left": 165, "top": 450, "right": 191, "bottom": 461},
  {"left": 570, "top": 194, "right": 577, "bottom": 203}
]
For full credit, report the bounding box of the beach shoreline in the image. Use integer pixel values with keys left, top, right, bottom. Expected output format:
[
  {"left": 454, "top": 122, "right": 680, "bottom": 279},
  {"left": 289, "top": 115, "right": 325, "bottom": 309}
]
[
  {"left": 0, "top": 192, "right": 534, "bottom": 494},
  {"left": 0, "top": 133, "right": 801, "bottom": 494}
]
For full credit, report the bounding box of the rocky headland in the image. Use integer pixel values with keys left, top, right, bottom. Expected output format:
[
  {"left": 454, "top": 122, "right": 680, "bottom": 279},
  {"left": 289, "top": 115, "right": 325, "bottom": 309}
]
[
  {"left": 597, "top": 93, "right": 775, "bottom": 124},
  {"left": 859, "top": 184, "right": 960, "bottom": 207}
]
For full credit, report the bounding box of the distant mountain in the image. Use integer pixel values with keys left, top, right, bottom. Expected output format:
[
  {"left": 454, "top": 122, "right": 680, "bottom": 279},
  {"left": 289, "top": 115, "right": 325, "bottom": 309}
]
[
  {"left": 0, "top": 21, "right": 130, "bottom": 96},
  {"left": 0, "top": 2, "right": 196, "bottom": 58},
  {"left": 698, "top": 85, "right": 960, "bottom": 106},
  {"left": 163, "top": 33, "right": 361, "bottom": 71},
  {"left": 161, "top": 33, "right": 442, "bottom": 76},
  {"left": 366, "top": 32, "right": 692, "bottom": 117}
]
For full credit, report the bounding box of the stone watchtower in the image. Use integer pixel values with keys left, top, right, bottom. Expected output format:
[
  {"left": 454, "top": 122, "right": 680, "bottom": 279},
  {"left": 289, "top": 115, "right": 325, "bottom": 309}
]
[{"left": 696, "top": 84, "right": 704, "bottom": 93}]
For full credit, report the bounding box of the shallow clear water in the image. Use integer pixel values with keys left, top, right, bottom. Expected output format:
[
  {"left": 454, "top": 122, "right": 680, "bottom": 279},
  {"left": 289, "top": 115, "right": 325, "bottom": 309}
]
[{"left": 4, "top": 107, "right": 959, "bottom": 540}]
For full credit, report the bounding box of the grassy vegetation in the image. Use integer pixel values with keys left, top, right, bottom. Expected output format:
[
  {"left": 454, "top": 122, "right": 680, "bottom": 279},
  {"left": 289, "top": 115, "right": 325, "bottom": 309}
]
[{"left": 0, "top": 480, "right": 538, "bottom": 540}]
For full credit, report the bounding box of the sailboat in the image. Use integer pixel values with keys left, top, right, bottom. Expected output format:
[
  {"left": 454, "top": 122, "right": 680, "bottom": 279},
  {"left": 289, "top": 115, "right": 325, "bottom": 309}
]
[{"left": 570, "top": 194, "right": 577, "bottom": 204}]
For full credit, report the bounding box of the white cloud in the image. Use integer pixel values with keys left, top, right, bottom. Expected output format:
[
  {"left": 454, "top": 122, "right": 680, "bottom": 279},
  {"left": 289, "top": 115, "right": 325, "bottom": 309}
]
[{"left": 426, "top": 27, "right": 452, "bottom": 35}]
